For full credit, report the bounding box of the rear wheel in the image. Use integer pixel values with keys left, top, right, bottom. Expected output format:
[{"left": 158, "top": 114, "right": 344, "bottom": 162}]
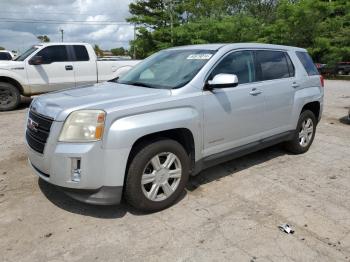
[
  {"left": 284, "top": 110, "right": 316, "bottom": 154},
  {"left": 125, "top": 139, "right": 190, "bottom": 212},
  {"left": 0, "top": 82, "right": 21, "bottom": 111}
]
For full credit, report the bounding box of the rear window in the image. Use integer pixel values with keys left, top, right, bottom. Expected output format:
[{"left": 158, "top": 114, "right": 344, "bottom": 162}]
[
  {"left": 73, "top": 45, "right": 89, "bottom": 61},
  {"left": 296, "top": 51, "right": 319, "bottom": 76},
  {"left": 255, "top": 50, "right": 292, "bottom": 81}
]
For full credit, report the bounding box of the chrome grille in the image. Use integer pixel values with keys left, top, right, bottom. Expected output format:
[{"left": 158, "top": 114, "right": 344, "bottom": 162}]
[{"left": 26, "top": 109, "right": 53, "bottom": 154}]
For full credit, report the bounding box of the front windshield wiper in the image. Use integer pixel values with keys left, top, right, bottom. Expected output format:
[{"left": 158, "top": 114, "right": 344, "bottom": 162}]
[{"left": 120, "top": 81, "right": 157, "bottom": 89}]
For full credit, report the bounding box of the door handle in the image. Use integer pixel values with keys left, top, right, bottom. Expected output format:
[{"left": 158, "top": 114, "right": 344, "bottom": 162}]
[
  {"left": 249, "top": 88, "right": 262, "bottom": 96},
  {"left": 292, "top": 82, "right": 299, "bottom": 88},
  {"left": 65, "top": 65, "right": 73, "bottom": 71}
]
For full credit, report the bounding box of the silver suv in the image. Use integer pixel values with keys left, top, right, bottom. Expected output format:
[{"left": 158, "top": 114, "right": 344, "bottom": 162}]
[{"left": 26, "top": 43, "right": 324, "bottom": 211}]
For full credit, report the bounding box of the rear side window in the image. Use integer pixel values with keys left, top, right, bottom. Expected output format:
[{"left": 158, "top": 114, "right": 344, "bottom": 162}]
[
  {"left": 255, "top": 50, "right": 291, "bottom": 81},
  {"left": 0, "top": 52, "right": 12, "bottom": 60},
  {"left": 296, "top": 51, "right": 319, "bottom": 76},
  {"left": 37, "top": 45, "right": 69, "bottom": 63},
  {"left": 73, "top": 45, "right": 89, "bottom": 61}
]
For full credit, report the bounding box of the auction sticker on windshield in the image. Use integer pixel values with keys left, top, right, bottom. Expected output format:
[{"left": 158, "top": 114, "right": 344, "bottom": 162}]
[{"left": 187, "top": 54, "right": 213, "bottom": 60}]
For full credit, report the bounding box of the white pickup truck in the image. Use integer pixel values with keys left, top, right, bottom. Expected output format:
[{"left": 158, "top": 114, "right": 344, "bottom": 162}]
[{"left": 0, "top": 43, "right": 140, "bottom": 111}]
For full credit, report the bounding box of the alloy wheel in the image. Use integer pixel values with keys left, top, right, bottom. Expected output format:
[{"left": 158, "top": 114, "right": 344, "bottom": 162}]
[
  {"left": 141, "top": 152, "right": 182, "bottom": 202},
  {"left": 299, "top": 118, "right": 314, "bottom": 147}
]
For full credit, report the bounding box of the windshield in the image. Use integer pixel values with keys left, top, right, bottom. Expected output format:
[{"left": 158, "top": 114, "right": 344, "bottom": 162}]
[
  {"left": 117, "top": 49, "right": 216, "bottom": 89},
  {"left": 15, "top": 46, "right": 38, "bottom": 61}
]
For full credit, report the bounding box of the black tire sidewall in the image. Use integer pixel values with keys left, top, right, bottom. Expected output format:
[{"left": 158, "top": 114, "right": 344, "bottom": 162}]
[
  {"left": 0, "top": 82, "right": 21, "bottom": 111},
  {"left": 125, "top": 139, "right": 190, "bottom": 212}
]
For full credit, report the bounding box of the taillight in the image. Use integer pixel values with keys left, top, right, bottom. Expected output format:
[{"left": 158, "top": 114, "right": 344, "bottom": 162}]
[{"left": 320, "top": 75, "right": 324, "bottom": 88}]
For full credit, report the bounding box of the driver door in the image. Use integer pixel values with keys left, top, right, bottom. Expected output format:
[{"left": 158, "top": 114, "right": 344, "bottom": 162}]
[
  {"left": 26, "top": 45, "right": 75, "bottom": 94},
  {"left": 203, "top": 50, "right": 266, "bottom": 157}
]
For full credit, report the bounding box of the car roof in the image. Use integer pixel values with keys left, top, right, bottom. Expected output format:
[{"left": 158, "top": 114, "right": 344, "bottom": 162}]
[
  {"left": 34, "top": 42, "right": 89, "bottom": 47},
  {"left": 168, "top": 43, "right": 306, "bottom": 52}
]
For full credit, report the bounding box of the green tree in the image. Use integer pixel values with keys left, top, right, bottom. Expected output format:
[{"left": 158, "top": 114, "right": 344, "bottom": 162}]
[
  {"left": 128, "top": 0, "right": 182, "bottom": 29},
  {"left": 0, "top": 46, "right": 5, "bottom": 50},
  {"left": 37, "top": 35, "right": 50, "bottom": 43},
  {"left": 111, "top": 47, "right": 128, "bottom": 56},
  {"left": 128, "top": 0, "right": 350, "bottom": 62},
  {"left": 93, "top": 44, "right": 103, "bottom": 56}
]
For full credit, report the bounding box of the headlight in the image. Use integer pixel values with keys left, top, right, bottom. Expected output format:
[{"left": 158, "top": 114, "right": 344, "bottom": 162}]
[{"left": 59, "top": 110, "right": 106, "bottom": 142}]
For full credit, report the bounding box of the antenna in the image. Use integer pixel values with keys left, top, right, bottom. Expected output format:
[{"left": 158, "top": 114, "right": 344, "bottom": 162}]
[{"left": 59, "top": 29, "right": 64, "bottom": 42}]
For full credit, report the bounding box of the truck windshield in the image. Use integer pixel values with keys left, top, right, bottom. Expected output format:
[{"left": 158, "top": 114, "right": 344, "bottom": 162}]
[
  {"left": 15, "top": 46, "right": 38, "bottom": 61},
  {"left": 117, "top": 49, "right": 216, "bottom": 89}
]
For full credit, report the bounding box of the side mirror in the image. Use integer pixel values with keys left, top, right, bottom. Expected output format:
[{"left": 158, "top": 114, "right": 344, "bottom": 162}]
[
  {"left": 29, "top": 56, "right": 44, "bottom": 65},
  {"left": 206, "top": 74, "right": 238, "bottom": 89}
]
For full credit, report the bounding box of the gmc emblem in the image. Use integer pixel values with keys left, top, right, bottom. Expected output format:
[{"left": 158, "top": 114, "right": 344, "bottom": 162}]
[{"left": 27, "top": 118, "right": 39, "bottom": 132}]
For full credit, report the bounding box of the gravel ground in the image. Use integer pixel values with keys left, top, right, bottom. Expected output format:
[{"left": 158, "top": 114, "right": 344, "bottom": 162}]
[{"left": 0, "top": 80, "right": 349, "bottom": 262}]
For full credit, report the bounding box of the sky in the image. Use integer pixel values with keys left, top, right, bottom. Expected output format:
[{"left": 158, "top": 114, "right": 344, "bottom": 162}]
[{"left": 0, "top": 0, "right": 135, "bottom": 53}]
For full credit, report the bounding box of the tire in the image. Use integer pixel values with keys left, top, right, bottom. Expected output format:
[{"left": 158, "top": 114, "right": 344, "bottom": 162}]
[
  {"left": 0, "top": 82, "right": 21, "bottom": 111},
  {"left": 337, "top": 70, "right": 344, "bottom": 75},
  {"left": 124, "top": 139, "right": 190, "bottom": 212},
  {"left": 284, "top": 110, "right": 316, "bottom": 154}
]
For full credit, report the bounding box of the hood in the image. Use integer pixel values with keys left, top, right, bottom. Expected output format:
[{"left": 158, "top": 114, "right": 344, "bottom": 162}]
[
  {"left": 30, "top": 81, "right": 172, "bottom": 121},
  {"left": 0, "top": 60, "right": 25, "bottom": 70}
]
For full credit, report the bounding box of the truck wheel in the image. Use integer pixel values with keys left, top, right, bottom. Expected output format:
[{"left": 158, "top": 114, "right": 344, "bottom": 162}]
[
  {"left": 284, "top": 110, "right": 316, "bottom": 154},
  {"left": 0, "top": 82, "right": 21, "bottom": 111},
  {"left": 125, "top": 139, "right": 190, "bottom": 212}
]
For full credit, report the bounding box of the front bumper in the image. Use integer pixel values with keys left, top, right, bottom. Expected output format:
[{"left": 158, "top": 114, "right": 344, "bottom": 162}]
[
  {"left": 26, "top": 120, "right": 130, "bottom": 205},
  {"left": 29, "top": 161, "right": 123, "bottom": 205}
]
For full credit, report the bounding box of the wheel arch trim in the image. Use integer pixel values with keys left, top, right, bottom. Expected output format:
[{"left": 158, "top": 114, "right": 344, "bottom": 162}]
[
  {"left": 0, "top": 74, "right": 26, "bottom": 95},
  {"left": 103, "top": 107, "right": 201, "bottom": 159}
]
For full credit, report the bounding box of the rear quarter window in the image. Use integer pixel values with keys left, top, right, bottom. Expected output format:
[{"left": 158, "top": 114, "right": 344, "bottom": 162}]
[{"left": 296, "top": 51, "right": 319, "bottom": 76}]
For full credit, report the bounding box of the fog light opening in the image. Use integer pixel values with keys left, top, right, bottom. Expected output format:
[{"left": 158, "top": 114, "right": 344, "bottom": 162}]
[{"left": 71, "top": 158, "right": 81, "bottom": 182}]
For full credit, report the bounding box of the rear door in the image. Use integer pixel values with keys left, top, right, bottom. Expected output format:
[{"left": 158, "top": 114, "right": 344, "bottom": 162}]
[
  {"left": 254, "top": 50, "right": 296, "bottom": 136},
  {"left": 68, "top": 45, "right": 97, "bottom": 87},
  {"left": 26, "top": 45, "right": 75, "bottom": 93}
]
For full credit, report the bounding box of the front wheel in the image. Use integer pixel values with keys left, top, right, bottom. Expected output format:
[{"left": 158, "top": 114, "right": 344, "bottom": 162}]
[
  {"left": 284, "top": 110, "right": 316, "bottom": 154},
  {"left": 0, "top": 82, "right": 21, "bottom": 111},
  {"left": 124, "top": 139, "right": 190, "bottom": 212}
]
